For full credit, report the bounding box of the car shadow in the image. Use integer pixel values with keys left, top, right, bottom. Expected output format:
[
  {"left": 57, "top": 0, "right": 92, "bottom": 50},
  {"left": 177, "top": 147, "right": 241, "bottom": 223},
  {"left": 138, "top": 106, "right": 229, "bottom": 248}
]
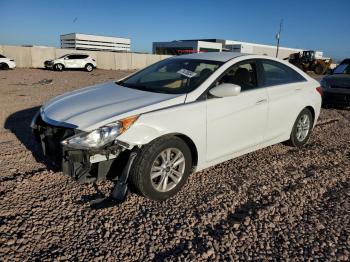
[
  {"left": 39, "top": 68, "right": 93, "bottom": 72},
  {"left": 322, "top": 104, "right": 350, "bottom": 111},
  {"left": 4, "top": 106, "right": 59, "bottom": 171}
]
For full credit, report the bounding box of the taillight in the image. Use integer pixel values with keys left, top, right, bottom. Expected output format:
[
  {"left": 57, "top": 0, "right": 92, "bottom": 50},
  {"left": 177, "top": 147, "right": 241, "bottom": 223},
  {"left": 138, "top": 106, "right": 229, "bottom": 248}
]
[{"left": 316, "top": 86, "right": 323, "bottom": 96}]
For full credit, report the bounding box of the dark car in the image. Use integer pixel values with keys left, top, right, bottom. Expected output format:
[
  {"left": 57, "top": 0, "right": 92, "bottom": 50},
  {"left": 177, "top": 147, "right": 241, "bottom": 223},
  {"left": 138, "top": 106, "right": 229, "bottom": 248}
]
[{"left": 320, "top": 59, "right": 350, "bottom": 107}]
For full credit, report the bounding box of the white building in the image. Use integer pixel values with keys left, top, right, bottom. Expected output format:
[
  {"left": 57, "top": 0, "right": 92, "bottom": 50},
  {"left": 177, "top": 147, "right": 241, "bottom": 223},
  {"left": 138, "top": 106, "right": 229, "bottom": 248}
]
[
  {"left": 153, "top": 40, "right": 222, "bottom": 55},
  {"left": 153, "top": 39, "right": 321, "bottom": 59},
  {"left": 223, "top": 39, "right": 303, "bottom": 59},
  {"left": 60, "top": 33, "right": 131, "bottom": 52}
]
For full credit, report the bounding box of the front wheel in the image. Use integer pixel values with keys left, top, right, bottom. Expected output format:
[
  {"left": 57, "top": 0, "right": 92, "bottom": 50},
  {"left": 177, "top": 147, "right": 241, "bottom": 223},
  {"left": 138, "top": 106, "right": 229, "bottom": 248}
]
[
  {"left": 0, "top": 63, "right": 10, "bottom": 70},
  {"left": 286, "top": 108, "right": 314, "bottom": 148},
  {"left": 130, "top": 136, "right": 192, "bottom": 201},
  {"left": 54, "top": 63, "right": 64, "bottom": 71},
  {"left": 314, "top": 64, "right": 325, "bottom": 75}
]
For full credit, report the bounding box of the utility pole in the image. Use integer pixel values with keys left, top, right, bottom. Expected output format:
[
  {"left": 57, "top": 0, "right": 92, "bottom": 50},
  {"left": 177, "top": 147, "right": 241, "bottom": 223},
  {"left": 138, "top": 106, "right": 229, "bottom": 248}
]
[{"left": 276, "top": 19, "right": 283, "bottom": 58}]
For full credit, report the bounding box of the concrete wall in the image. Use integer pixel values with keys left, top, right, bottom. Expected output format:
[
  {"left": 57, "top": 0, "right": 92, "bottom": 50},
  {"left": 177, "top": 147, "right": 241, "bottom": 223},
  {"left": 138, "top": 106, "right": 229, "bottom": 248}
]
[{"left": 0, "top": 45, "right": 172, "bottom": 70}]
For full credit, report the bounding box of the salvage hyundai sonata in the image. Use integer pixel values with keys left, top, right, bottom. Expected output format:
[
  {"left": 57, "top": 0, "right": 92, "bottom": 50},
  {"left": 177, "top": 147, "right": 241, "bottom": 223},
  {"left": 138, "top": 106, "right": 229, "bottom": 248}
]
[{"left": 31, "top": 52, "right": 322, "bottom": 201}]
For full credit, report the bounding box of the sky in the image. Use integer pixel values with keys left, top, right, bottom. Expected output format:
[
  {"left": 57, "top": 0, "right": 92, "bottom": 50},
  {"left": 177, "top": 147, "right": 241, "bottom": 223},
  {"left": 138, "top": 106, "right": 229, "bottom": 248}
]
[{"left": 0, "top": 0, "right": 349, "bottom": 60}]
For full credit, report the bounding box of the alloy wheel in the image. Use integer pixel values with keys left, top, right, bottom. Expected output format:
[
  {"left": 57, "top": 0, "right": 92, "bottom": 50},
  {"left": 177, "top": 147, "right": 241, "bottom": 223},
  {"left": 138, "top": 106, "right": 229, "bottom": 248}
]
[
  {"left": 150, "top": 148, "right": 185, "bottom": 192},
  {"left": 296, "top": 114, "right": 310, "bottom": 142}
]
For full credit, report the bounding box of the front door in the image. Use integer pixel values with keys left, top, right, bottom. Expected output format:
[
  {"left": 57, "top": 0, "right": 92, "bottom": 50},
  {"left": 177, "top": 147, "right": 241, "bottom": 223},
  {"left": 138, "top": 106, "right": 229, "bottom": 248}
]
[
  {"left": 64, "top": 55, "right": 79, "bottom": 68},
  {"left": 206, "top": 60, "right": 268, "bottom": 161}
]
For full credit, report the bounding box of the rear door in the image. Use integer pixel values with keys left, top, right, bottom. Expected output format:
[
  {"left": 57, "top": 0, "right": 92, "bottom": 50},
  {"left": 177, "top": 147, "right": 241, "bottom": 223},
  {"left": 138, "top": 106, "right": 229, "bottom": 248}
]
[
  {"left": 258, "top": 59, "right": 308, "bottom": 140},
  {"left": 77, "top": 55, "right": 88, "bottom": 68}
]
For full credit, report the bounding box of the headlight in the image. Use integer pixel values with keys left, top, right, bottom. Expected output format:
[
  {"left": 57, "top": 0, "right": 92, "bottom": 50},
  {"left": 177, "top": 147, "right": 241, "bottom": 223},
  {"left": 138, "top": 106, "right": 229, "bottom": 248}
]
[
  {"left": 61, "top": 115, "right": 139, "bottom": 150},
  {"left": 320, "top": 79, "right": 330, "bottom": 89}
]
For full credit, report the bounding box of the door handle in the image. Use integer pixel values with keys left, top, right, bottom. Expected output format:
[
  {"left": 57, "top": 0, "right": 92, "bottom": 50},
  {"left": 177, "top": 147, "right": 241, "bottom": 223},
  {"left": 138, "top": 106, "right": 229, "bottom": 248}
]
[
  {"left": 295, "top": 87, "right": 302, "bottom": 91},
  {"left": 256, "top": 99, "right": 267, "bottom": 105}
]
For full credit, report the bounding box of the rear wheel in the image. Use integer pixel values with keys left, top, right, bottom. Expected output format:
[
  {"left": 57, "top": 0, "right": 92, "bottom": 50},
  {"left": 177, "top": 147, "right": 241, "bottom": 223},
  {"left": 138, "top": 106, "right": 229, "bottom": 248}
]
[
  {"left": 85, "top": 63, "right": 93, "bottom": 72},
  {"left": 286, "top": 108, "right": 313, "bottom": 148},
  {"left": 54, "top": 63, "right": 64, "bottom": 71},
  {"left": 130, "top": 136, "right": 192, "bottom": 201}
]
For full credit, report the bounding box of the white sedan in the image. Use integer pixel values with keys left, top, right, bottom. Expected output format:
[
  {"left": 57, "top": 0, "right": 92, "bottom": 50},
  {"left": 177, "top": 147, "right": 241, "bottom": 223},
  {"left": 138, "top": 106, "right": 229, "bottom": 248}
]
[{"left": 31, "top": 52, "right": 322, "bottom": 201}]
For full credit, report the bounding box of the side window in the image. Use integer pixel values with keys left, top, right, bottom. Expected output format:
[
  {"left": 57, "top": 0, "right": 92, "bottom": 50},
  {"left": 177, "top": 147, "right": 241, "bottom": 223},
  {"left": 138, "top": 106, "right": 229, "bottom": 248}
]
[
  {"left": 67, "top": 55, "right": 83, "bottom": 59},
  {"left": 218, "top": 61, "right": 258, "bottom": 92},
  {"left": 261, "top": 60, "right": 305, "bottom": 86},
  {"left": 77, "top": 55, "right": 88, "bottom": 59}
]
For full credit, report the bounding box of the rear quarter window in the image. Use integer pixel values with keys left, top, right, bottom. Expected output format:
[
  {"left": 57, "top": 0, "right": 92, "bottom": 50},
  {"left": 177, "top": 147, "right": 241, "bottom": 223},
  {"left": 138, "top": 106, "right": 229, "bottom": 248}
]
[{"left": 261, "top": 60, "right": 306, "bottom": 86}]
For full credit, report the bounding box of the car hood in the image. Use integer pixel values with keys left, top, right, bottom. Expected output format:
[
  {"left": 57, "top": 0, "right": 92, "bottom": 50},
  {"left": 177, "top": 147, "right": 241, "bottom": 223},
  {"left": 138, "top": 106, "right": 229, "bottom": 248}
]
[
  {"left": 324, "top": 74, "right": 350, "bottom": 89},
  {"left": 41, "top": 82, "right": 186, "bottom": 131}
]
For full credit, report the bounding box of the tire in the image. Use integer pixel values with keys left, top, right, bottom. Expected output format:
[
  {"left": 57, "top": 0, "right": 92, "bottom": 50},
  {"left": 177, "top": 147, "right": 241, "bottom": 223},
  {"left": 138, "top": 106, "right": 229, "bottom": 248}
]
[
  {"left": 286, "top": 108, "right": 314, "bottom": 148},
  {"left": 85, "top": 63, "right": 93, "bottom": 72},
  {"left": 314, "top": 64, "right": 325, "bottom": 75},
  {"left": 0, "top": 63, "right": 10, "bottom": 70},
  {"left": 130, "top": 136, "right": 192, "bottom": 201},
  {"left": 54, "top": 63, "right": 64, "bottom": 71}
]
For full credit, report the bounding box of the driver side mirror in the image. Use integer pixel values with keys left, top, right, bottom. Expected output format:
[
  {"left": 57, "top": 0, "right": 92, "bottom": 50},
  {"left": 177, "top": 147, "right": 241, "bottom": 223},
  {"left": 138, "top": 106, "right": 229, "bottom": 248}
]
[{"left": 209, "top": 83, "right": 241, "bottom": 98}]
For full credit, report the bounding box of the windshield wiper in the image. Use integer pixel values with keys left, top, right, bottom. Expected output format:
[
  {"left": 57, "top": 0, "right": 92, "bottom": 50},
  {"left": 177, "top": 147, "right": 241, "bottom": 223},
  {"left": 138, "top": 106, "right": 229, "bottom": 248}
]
[{"left": 119, "top": 82, "right": 149, "bottom": 91}]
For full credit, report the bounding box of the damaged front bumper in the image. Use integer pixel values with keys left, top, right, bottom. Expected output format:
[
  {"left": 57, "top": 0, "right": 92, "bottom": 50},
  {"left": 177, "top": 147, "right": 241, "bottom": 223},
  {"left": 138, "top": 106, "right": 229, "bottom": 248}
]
[{"left": 31, "top": 112, "right": 131, "bottom": 183}]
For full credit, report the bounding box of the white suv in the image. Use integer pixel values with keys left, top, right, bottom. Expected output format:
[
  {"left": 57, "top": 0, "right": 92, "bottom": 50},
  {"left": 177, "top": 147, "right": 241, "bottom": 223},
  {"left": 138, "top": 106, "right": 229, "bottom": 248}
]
[
  {"left": 44, "top": 54, "right": 96, "bottom": 72},
  {"left": 0, "top": 54, "right": 16, "bottom": 70}
]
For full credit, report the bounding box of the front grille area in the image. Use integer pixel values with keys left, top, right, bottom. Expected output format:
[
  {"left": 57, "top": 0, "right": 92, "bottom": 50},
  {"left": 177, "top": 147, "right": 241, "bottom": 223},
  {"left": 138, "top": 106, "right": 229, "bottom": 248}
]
[
  {"left": 35, "top": 115, "right": 75, "bottom": 165},
  {"left": 44, "top": 61, "right": 53, "bottom": 66}
]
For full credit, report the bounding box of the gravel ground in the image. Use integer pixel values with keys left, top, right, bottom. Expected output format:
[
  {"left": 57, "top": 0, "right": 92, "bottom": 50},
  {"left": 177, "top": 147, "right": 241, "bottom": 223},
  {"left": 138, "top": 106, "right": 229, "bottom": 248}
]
[{"left": 0, "top": 69, "right": 349, "bottom": 261}]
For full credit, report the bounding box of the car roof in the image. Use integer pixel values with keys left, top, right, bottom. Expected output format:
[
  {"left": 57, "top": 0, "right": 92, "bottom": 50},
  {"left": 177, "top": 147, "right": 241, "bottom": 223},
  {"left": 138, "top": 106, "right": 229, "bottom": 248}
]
[
  {"left": 65, "top": 53, "right": 89, "bottom": 56},
  {"left": 172, "top": 52, "right": 248, "bottom": 62},
  {"left": 340, "top": 58, "right": 350, "bottom": 64}
]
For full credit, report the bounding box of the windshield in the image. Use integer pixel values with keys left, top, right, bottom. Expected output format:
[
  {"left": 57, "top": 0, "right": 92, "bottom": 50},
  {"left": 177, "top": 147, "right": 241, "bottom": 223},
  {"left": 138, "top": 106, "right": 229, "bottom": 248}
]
[
  {"left": 333, "top": 63, "right": 350, "bottom": 74},
  {"left": 118, "top": 58, "right": 223, "bottom": 94},
  {"left": 0, "top": 54, "right": 5, "bottom": 58}
]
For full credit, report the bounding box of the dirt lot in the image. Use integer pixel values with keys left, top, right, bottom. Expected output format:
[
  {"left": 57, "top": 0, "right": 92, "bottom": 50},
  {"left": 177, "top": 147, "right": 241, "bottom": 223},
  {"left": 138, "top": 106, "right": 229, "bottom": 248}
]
[{"left": 0, "top": 69, "right": 349, "bottom": 261}]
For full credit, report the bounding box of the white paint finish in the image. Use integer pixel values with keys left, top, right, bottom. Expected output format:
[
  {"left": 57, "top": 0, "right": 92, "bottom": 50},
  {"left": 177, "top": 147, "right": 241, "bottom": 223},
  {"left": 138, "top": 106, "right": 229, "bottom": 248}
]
[
  {"left": 118, "top": 54, "right": 321, "bottom": 171},
  {"left": 47, "top": 54, "right": 97, "bottom": 69},
  {"left": 265, "top": 81, "right": 308, "bottom": 140},
  {"left": 0, "top": 56, "right": 16, "bottom": 69},
  {"left": 206, "top": 88, "right": 268, "bottom": 161},
  {"left": 40, "top": 53, "right": 322, "bottom": 172},
  {"left": 118, "top": 101, "right": 207, "bottom": 167},
  {"left": 209, "top": 83, "right": 241, "bottom": 97},
  {"left": 42, "top": 82, "right": 186, "bottom": 131},
  {"left": 173, "top": 52, "right": 245, "bottom": 62}
]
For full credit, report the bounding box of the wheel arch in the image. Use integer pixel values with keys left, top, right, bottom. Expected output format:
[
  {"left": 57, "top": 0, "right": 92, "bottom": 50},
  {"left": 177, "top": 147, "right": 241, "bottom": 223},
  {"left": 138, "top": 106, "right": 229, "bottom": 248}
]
[
  {"left": 0, "top": 62, "right": 9, "bottom": 69},
  {"left": 305, "top": 105, "right": 316, "bottom": 125},
  {"left": 173, "top": 133, "right": 198, "bottom": 170},
  {"left": 139, "top": 133, "right": 199, "bottom": 171},
  {"left": 54, "top": 63, "right": 64, "bottom": 68}
]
